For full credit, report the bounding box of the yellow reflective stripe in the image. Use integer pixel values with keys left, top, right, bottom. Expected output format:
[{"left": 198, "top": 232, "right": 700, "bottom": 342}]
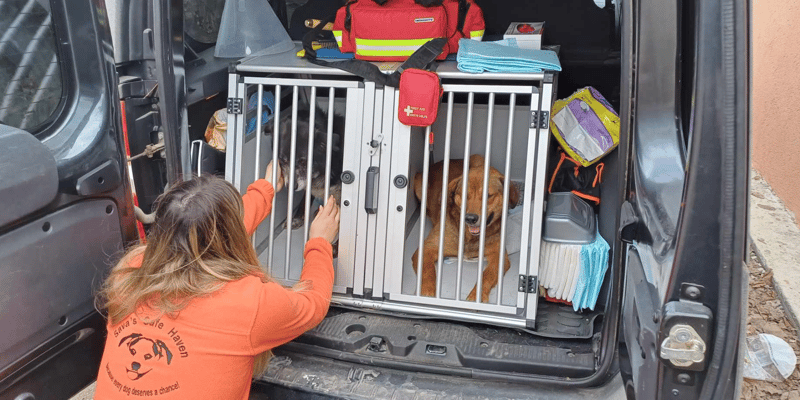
[
  {"left": 356, "top": 48, "right": 416, "bottom": 56},
  {"left": 470, "top": 30, "right": 484, "bottom": 38},
  {"left": 333, "top": 31, "right": 343, "bottom": 47},
  {"left": 355, "top": 37, "right": 434, "bottom": 47}
]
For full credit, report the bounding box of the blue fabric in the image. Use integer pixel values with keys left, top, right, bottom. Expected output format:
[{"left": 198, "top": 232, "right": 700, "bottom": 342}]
[
  {"left": 315, "top": 48, "right": 355, "bottom": 59},
  {"left": 456, "top": 38, "right": 562, "bottom": 74},
  {"left": 573, "top": 225, "right": 610, "bottom": 311},
  {"left": 246, "top": 91, "right": 276, "bottom": 137}
]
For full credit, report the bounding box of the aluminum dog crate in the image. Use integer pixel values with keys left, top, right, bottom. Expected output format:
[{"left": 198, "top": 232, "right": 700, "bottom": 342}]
[{"left": 226, "top": 44, "right": 554, "bottom": 329}]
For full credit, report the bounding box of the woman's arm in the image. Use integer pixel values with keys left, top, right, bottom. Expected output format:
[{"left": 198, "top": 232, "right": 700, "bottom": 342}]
[
  {"left": 249, "top": 237, "right": 334, "bottom": 351},
  {"left": 241, "top": 160, "right": 284, "bottom": 235},
  {"left": 241, "top": 180, "right": 274, "bottom": 236}
]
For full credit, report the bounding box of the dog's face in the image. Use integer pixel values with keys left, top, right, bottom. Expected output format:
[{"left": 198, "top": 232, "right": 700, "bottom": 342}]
[
  {"left": 267, "top": 107, "right": 343, "bottom": 192},
  {"left": 447, "top": 167, "right": 520, "bottom": 237},
  {"left": 118, "top": 333, "right": 173, "bottom": 381}
]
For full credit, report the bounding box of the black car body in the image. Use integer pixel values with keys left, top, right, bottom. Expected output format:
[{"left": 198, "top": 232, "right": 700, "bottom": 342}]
[{"left": 0, "top": 0, "right": 750, "bottom": 398}]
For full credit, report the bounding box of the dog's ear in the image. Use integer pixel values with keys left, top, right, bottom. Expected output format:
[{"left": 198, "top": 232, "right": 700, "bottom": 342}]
[
  {"left": 263, "top": 119, "right": 274, "bottom": 136},
  {"left": 501, "top": 177, "right": 521, "bottom": 208},
  {"left": 118, "top": 333, "right": 142, "bottom": 347},
  {"left": 154, "top": 340, "right": 173, "bottom": 365},
  {"left": 447, "top": 176, "right": 464, "bottom": 203},
  {"left": 468, "top": 154, "right": 485, "bottom": 168}
]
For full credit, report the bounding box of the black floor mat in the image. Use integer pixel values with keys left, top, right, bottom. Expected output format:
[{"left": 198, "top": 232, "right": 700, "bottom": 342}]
[
  {"left": 531, "top": 301, "right": 603, "bottom": 339},
  {"left": 295, "top": 306, "right": 601, "bottom": 378}
]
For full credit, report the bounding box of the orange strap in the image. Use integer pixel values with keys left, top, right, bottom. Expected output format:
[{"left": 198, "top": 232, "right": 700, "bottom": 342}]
[
  {"left": 572, "top": 190, "right": 601, "bottom": 205},
  {"left": 593, "top": 163, "right": 605, "bottom": 188}
]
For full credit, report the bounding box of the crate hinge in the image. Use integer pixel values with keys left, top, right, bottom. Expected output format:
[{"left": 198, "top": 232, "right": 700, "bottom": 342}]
[
  {"left": 530, "top": 111, "right": 549, "bottom": 129},
  {"left": 518, "top": 275, "right": 538, "bottom": 293},
  {"left": 227, "top": 97, "right": 243, "bottom": 115}
]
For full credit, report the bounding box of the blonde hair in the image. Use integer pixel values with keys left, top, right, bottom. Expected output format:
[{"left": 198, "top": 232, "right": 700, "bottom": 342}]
[{"left": 98, "top": 175, "right": 273, "bottom": 376}]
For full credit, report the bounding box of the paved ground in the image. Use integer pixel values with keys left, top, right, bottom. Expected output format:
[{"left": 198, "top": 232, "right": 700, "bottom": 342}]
[
  {"left": 742, "top": 170, "right": 800, "bottom": 399},
  {"left": 740, "top": 252, "right": 800, "bottom": 399},
  {"left": 749, "top": 170, "right": 800, "bottom": 330}
]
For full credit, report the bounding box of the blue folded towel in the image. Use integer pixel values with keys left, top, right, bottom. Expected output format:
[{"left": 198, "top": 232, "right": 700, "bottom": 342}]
[
  {"left": 573, "top": 227, "right": 610, "bottom": 312},
  {"left": 457, "top": 38, "right": 562, "bottom": 74},
  {"left": 315, "top": 48, "right": 355, "bottom": 60}
]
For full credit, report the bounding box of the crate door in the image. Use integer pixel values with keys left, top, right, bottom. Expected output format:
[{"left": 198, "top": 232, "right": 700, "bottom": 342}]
[
  {"left": 227, "top": 76, "right": 368, "bottom": 295},
  {"left": 383, "top": 83, "right": 548, "bottom": 328}
]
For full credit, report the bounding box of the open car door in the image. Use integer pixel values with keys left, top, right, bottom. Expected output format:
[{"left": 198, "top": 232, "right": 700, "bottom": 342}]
[
  {"left": 618, "top": 0, "right": 750, "bottom": 397},
  {"left": 0, "top": 0, "right": 138, "bottom": 398}
]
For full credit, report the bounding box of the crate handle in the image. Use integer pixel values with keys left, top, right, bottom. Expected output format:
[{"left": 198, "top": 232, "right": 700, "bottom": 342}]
[{"left": 364, "top": 166, "right": 379, "bottom": 214}]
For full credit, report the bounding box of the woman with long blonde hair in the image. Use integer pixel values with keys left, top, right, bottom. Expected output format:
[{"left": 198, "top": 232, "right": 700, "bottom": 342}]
[{"left": 93, "top": 161, "right": 339, "bottom": 399}]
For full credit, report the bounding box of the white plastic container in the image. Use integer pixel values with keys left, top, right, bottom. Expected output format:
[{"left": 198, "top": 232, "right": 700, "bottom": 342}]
[{"left": 503, "top": 22, "right": 545, "bottom": 50}]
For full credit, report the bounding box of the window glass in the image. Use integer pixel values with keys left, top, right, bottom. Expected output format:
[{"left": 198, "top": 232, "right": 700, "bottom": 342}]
[{"left": 0, "top": 0, "right": 64, "bottom": 133}]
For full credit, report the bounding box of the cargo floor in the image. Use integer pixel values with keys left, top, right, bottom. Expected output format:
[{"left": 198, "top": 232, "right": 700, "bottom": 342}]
[{"left": 292, "top": 306, "right": 600, "bottom": 379}]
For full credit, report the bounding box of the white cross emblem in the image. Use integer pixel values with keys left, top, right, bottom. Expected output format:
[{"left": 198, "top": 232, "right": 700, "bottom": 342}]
[{"left": 404, "top": 106, "right": 414, "bottom": 116}]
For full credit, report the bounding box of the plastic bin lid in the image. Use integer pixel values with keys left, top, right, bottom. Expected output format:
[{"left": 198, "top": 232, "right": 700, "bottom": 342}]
[
  {"left": 215, "top": 0, "right": 295, "bottom": 59},
  {"left": 542, "top": 192, "right": 596, "bottom": 244}
]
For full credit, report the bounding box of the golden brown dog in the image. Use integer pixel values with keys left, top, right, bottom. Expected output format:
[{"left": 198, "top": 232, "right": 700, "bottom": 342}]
[{"left": 412, "top": 154, "right": 520, "bottom": 303}]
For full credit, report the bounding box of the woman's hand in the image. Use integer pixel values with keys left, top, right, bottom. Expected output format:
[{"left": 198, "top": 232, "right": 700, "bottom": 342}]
[
  {"left": 265, "top": 160, "right": 285, "bottom": 192},
  {"left": 309, "top": 196, "right": 340, "bottom": 244}
]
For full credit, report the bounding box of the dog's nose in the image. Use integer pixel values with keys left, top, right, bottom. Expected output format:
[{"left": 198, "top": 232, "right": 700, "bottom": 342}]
[
  {"left": 465, "top": 213, "right": 480, "bottom": 225},
  {"left": 131, "top": 362, "right": 140, "bottom": 371}
]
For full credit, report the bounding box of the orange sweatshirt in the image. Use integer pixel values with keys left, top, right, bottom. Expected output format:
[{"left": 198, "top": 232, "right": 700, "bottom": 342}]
[{"left": 94, "top": 180, "right": 334, "bottom": 400}]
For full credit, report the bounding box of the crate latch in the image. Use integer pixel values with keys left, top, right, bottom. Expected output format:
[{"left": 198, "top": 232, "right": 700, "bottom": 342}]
[
  {"left": 518, "top": 275, "right": 538, "bottom": 293},
  {"left": 368, "top": 134, "right": 383, "bottom": 156},
  {"left": 227, "top": 98, "right": 243, "bottom": 115}
]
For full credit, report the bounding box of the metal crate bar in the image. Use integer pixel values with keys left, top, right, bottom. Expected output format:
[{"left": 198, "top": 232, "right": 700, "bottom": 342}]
[
  {"left": 388, "top": 293, "right": 516, "bottom": 314},
  {"left": 497, "top": 93, "right": 517, "bottom": 305},
  {"left": 303, "top": 87, "right": 317, "bottom": 244},
  {"left": 334, "top": 295, "right": 525, "bottom": 328},
  {"left": 224, "top": 74, "right": 238, "bottom": 184},
  {"left": 267, "top": 85, "right": 282, "bottom": 273},
  {"left": 252, "top": 85, "right": 264, "bottom": 247},
  {"left": 475, "top": 92, "right": 495, "bottom": 304},
  {"left": 439, "top": 83, "right": 534, "bottom": 94},
  {"left": 243, "top": 76, "right": 361, "bottom": 89},
  {"left": 416, "top": 125, "right": 432, "bottom": 297},
  {"left": 231, "top": 80, "right": 247, "bottom": 190},
  {"left": 435, "top": 92, "right": 455, "bottom": 298},
  {"left": 325, "top": 87, "right": 335, "bottom": 200},
  {"left": 285, "top": 86, "right": 300, "bottom": 279},
  {"left": 455, "top": 92, "right": 475, "bottom": 300}
]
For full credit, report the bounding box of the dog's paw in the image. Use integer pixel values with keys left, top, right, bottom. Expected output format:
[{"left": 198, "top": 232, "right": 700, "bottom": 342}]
[
  {"left": 465, "top": 287, "right": 492, "bottom": 303},
  {"left": 290, "top": 216, "right": 306, "bottom": 231},
  {"left": 420, "top": 284, "right": 437, "bottom": 298},
  {"left": 465, "top": 290, "right": 477, "bottom": 302},
  {"left": 482, "top": 292, "right": 491, "bottom": 303}
]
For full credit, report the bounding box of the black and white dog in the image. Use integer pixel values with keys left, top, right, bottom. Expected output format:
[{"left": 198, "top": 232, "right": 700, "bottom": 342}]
[{"left": 265, "top": 104, "right": 345, "bottom": 231}]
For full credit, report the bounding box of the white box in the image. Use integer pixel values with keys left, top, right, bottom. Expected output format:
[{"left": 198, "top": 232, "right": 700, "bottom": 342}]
[{"left": 503, "top": 22, "right": 545, "bottom": 50}]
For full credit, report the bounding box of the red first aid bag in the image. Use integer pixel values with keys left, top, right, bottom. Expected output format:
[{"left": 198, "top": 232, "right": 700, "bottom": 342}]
[
  {"left": 333, "top": 0, "right": 485, "bottom": 61},
  {"left": 398, "top": 68, "right": 442, "bottom": 127}
]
